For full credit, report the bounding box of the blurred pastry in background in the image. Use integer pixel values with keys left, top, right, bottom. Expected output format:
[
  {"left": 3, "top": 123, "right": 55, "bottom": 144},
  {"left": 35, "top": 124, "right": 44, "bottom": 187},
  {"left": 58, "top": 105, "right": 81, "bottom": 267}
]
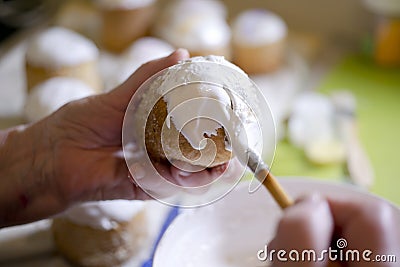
[
  {"left": 95, "top": 0, "right": 157, "bottom": 53},
  {"left": 232, "top": 9, "right": 287, "bottom": 74},
  {"left": 287, "top": 92, "right": 346, "bottom": 165},
  {"left": 122, "top": 37, "right": 175, "bottom": 70},
  {"left": 153, "top": 0, "right": 231, "bottom": 59},
  {"left": 114, "top": 37, "right": 175, "bottom": 90},
  {"left": 287, "top": 31, "right": 324, "bottom": 63},
  {"left": 25, "top": 27, "right": 102, "bottom": 92},
  {"left": 54, "top": 0, "right": 101, "bottom": 43},
  {"left": 99, "top": 37, "right": 174, "bottom": 91},
  {"left": 52, "top": 200, "right": 148, "bottom": 267},
  {"left": 24, "top": 77, "right": 96, "bottom": 123}
]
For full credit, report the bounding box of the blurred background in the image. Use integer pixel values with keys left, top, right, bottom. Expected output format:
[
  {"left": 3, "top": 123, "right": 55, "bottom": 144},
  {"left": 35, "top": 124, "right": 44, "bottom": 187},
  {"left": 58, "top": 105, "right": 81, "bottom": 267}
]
[
  {"left": 0, "top": 1, "right": 399, "bottom": 266},
  {"left": 0, "top": 0, "right": 399, "bottom": 206}
]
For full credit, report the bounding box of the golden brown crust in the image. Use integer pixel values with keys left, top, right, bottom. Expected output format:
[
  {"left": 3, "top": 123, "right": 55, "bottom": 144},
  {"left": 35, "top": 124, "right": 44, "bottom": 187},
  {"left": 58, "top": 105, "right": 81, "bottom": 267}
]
[
  {"left": 145, "top": 98, "right": 232, "bottom": 168},
  {"left": 100, "top": 5, "right": 156, "bottom": 53},
  {"left": 52, "top": 210, "right": 147, "bottom": 267},
  {"left": 233, "top": 38, "right": 286, "bottom": 74},
  {"left": 25, "top": 60, "right": 102, "bottom": 93}
]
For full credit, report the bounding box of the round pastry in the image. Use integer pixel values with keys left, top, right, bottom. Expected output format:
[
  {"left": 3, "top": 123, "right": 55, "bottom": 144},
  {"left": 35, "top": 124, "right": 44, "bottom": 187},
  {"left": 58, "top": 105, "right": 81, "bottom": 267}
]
[
  {"left": 139, "top": 56, "right": 257, "bottom": 168},
  {"left": 122, "top": 37, "right": 175, "bottom": 68},
  {"left": 25, "top": 27, "right": 101, "bottom": 92},
  {"left": 105, "top": 37, "right": 175, "bottom": 91},
  {"left": 94, "top": 0, "right": 156, "bottom": 52},
  {"left": 54, "top": 0, "right": 102, "bottom": 42},
  {"left": 232, "top": 9, "right": 288, "bottom": 74},
  {"left": 153, "top": 0, "right": 231, "bottom": 59},
  {"left": 24, "top": 77, "right": 96, "bottom": 123},
  {"left": 100, "top": 37, "right": 174, "bottom": 92},
  {"left": 52, "top": 200, "right": 147, "bottom": 267}
]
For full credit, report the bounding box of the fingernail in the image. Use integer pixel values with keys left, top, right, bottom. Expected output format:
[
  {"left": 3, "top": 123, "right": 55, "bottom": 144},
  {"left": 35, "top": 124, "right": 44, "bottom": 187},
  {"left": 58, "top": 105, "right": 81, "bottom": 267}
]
[
  {"left": 178, "top": 170, "right": 192, "bottom": 178},
  {"left": 173, "top": 48, "right": 190, "bottom": 58}
]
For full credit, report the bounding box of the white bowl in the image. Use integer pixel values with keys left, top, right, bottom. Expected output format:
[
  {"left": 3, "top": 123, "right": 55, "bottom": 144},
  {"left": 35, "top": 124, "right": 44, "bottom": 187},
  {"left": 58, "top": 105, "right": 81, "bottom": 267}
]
[{"left": 153, "top": 177, "right": 400, "bottom": 267}]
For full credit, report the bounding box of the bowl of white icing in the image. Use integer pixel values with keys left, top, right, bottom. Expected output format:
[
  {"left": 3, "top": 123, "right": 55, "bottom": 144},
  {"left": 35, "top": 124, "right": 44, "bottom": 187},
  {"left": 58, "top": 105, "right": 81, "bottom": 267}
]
[{"left": 153, "top": 178, "right": 400, "bottom": 267}]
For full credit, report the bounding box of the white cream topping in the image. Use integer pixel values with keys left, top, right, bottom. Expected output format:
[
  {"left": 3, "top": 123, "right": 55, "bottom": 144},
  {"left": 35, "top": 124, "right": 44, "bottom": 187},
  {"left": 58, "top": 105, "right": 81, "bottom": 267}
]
[
  {"left": 94, "top": 0, "right": 155, "bottom": 10},
  {"left": 233, "top": 9, "right": 287, "bottom": 46},
  {"left": 152, "top": 56, "right": 258, "bottom": 152},
  {"left": 61, "top": 200, "right": 145, "bottom": 230},
  {"left": 154, "top": 0, "right": 230, "bottom": 50},
  {"left": 26, "top": 27, "right": 99, "bottom": 69},
  {"left": 164, "top": 83, "right": 232, "bottom": 150},
  {"left": 24, "top": 77, "right": 95, "bottom": 122},
  {"left": 102, "top": 37, "right": 174, "bottom": 91},
  {"left": 163, "top": 0, "right": 227, "bottom": 19},
  {"left": 157, "top": 16, "right": 231, "bottom": 50},
  {"left": 123, "top": 37, "right": 175, "bottom": 63}
]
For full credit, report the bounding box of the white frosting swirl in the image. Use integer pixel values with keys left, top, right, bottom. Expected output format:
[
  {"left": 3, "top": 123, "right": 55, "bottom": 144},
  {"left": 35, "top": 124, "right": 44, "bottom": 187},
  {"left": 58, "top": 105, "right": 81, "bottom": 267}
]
[
  {"left": 233, "top": 9, "right": 287, "bottom": 46},
  {"left": 24, "top": 77, "right": 95, "bottom": 122},
  {"left": 26, "top": 27, "right": 99, "bottom": 69},
  {"left": 61, "top": 200, "right": 145, "bottom": 230}
]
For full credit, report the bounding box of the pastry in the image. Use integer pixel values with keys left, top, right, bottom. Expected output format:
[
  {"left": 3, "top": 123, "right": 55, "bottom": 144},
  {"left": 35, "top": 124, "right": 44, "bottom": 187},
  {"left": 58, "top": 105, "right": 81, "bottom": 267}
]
[
  {"left": 122, "top": 37, "right": 175, "bottom": 71},
  {"left": 138, "top": 56, "right": 257, "bottom": 168},
  {"left": 94, "top": 0, "right": 156, "bottom": 52},
  {"left": 153, "top": 0, "right": 231, "bottom": 59},
  {"left": 52, "top": 200, "right": 147, "bottom": 267},
  {"left": 25, "top": 27, "right": 101, "bottom": 92},
  {"left": 24, "top": 77, "right": 96, "bottom": 122},
  {"left": 232, "top": 9, "right": 288, "bottom": 74},
  {"left": 106, "top": 37, "right": 174, "bottom": 90},
  {"left": 54, "top": 0, "right": 101, "bottom": 42}
]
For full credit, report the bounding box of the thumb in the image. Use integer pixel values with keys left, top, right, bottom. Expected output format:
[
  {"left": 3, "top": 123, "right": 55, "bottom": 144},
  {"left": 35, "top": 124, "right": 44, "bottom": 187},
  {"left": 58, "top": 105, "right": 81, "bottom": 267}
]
[
  {"left": 269, "top": 195, "right": 334, "bottom": 267},
  {"left": 106, "top": 48, "right": 190, "bottom": 111}
]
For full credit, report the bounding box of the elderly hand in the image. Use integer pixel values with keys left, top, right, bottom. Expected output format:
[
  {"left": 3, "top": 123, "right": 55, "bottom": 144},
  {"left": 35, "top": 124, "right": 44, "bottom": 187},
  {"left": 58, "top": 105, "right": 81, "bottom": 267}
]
[{"left": 0, "top": 49, "right": 233, "bottom": 227}]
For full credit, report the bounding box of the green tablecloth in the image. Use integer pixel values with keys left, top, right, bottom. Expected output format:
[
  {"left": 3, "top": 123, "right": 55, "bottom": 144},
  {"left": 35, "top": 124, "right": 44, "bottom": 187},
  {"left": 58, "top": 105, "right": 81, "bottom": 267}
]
[{"left": 272, "top": 54, "right": 400, "bottom": 206}]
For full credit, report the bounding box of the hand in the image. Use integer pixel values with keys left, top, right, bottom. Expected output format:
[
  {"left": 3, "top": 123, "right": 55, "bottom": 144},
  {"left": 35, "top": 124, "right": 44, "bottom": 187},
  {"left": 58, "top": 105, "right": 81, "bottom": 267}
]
[
  {"left": 269, "top": 195, "right": 400, "bottom": 267},
  {"left": 0, "top": 49, "right": 234, "bottom": 227}
]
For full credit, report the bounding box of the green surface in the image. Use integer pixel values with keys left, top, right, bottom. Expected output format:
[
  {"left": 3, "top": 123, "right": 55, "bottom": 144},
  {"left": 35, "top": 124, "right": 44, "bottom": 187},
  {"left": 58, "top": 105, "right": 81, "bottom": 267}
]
[{"left": 272, "top": 54, "right": 400, "bottom": 206}]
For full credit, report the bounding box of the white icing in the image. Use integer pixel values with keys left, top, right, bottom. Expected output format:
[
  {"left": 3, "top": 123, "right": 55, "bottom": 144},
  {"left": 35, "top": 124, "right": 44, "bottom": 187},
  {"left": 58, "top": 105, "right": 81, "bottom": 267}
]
[
  {"left": 61, "top": 200, "right": 145, "bottom": 230},
  {"left": 24, "top": 77, "right": 95, "bottom": 122},
  {"left": 288, "top": 92, "right": 336, "bottom": 148},
  {"left": 123, "top": 37, "right": 175, "bottom": 63},
  {"left": 94, "top": 0, "right": 155, "bottom": 10},
  {"left": 118, "top": 37, "right": 175, "bottom": 85},
  {"left": 233, "top": 9, "right": 287, "bottom": 46},
  {"left": 164, "top": 83, "right": 232, "bottom": 150},
  {"left": 102, "top": 37, "right": 174, "bottom": 91},
  {"left": 154, "top": 0, "right": 230, "bottom": 50},
  {"left": 26, "top": 27, "right": 99, "bottom": 69},
  {"left": 163, "top": 0, "right": 227, "bottom": 19},
  {"left": 153, "top": 56, "right": 258, "bottom": 153},
  {"left": 157, "top": 17, "right": 231, "bottom": 51}
]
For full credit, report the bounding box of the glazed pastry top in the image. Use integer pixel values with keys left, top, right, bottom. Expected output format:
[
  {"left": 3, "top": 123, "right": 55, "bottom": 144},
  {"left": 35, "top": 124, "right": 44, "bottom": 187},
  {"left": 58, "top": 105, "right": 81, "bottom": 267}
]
[{"left": 232, "top": 9, "right": 287, "bottom": 46}]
